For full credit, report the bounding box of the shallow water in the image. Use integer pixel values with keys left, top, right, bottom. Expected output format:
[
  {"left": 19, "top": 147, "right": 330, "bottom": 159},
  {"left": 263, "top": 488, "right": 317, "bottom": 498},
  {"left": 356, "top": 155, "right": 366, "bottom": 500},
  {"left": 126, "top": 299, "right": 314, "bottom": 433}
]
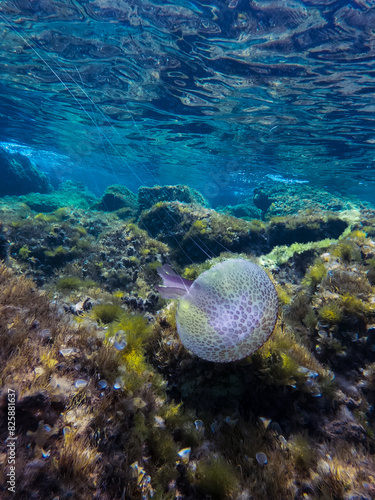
[
  {"left": 0, "top": 0, "right": 375, "bottom": 205},
  {"left": 2, "top": 4, "right": 375, "bottom": 500}
]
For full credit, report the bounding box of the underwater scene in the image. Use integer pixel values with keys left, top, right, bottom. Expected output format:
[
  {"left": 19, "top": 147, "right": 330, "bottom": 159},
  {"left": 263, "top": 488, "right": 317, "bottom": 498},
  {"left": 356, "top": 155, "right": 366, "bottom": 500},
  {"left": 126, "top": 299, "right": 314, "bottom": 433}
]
[{"left": 1, "top": 0, "right": 375, "bottom": 499}]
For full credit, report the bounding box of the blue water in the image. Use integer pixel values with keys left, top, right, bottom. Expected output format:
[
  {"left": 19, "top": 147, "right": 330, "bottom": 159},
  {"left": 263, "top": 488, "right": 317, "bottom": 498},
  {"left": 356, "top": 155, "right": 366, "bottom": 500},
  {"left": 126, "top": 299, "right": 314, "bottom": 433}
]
[{"left": 0, "top": 0, "right": 375, "bottom": 205}]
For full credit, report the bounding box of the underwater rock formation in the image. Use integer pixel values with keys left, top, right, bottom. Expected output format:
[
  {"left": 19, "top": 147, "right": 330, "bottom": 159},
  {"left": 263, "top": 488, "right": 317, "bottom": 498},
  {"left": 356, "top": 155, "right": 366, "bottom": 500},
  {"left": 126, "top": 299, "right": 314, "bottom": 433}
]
[
  {"left": 92, "top": 184, "right": 138, "bottom": 212},
  {"left": 0, "top": 147, "right": 52, "bottom": 196},
  {"left": 253, "top": 187, "right": 274, "bottom": 215},
  {"left": 1, "top": 208, "right": 375, "bottom": 499},
  {"left": 140, "top": 201, "right": 268, "bottom": 264},
  {"left": 225, "top": 182, "right": 360, "bottom": 220},
  {"left": 267, "top": 214, "right": 348, "bottom": 246},
  {"left": 140, "top": 201, "right": 350, "bottom": 265},
  {"left": 20, "top": 181, "right": 96, "bottom": 212},
  {"left": 157, "top": 259, "right": 278, "bottom": 362},
  {"left": 220, "top": 202, "right": 263, "bottom": 220},
  {"left": 138, "top": 184, "right": 208, "bottom": 212}
]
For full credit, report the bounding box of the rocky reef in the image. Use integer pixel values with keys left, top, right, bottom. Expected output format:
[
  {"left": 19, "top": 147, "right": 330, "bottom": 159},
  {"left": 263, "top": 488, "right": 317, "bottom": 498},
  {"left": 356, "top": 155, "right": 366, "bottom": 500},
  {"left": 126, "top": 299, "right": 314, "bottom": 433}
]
[
  {"left": 138, "top": 184, "right": 209, "bottom": 212},
  {"left": 1, "top": 183, "right": 375, "bottom": 500},
  {"left": 92, "top": 184, "right": 138, "bottom": 213},
  {"left": 0, "top": 147, "right": 52, "bottom": 196},
  {"left": 221, "top": 181, "right": 363, "bottom": 222}
]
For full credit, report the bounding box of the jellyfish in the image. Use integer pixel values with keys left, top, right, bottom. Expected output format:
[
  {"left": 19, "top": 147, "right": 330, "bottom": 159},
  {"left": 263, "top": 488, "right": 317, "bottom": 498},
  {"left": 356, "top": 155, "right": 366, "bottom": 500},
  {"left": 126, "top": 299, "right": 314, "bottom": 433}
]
[{"left": 156, "top": 259, "right": 278, "bottom": 363}]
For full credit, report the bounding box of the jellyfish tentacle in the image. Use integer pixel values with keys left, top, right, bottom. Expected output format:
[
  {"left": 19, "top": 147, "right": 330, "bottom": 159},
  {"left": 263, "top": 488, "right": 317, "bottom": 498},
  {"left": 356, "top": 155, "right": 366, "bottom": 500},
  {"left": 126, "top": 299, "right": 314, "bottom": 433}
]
[{"left": 156, "top": 264, "right": 194, "bottom": 298}]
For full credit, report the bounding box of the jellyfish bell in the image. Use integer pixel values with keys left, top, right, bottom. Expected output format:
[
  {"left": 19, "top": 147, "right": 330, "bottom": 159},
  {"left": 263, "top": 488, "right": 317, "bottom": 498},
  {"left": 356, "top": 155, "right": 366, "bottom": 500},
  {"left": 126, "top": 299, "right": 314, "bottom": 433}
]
[{"left": 157, "top": 258, "right": 279, "bottom": 363}]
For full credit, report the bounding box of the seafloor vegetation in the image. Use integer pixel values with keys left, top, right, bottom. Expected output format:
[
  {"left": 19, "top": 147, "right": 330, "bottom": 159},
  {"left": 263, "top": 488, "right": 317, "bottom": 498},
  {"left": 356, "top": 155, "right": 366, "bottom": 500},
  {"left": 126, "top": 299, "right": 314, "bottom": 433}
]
[{"left": 1, "top": 174, "right": 375, "bottom": 499}]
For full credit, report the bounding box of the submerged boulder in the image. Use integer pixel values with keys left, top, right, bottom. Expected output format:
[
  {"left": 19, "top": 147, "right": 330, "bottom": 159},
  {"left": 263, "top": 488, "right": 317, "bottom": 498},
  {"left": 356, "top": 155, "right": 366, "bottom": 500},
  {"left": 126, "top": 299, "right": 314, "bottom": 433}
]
[
  {"left": 21, "top": 181, "right": 97, "bottom": 212},
  {"left": 0, "top": 147, "right": 52, "bottom": 196},
  {"left": 93, "top": 184, "right": 138, "bottom": 212},
  {"left": 267, "top": 214, "right": 348, "bottom": 246},
  {"left": 138, "top": 184, "right": 208, "bottom": 212},
  {"left": 253, "top": 187, "right": 275, "bottom": 214},
  {"left": 139, "top": 201, "right": 268, "bottom": 264}
]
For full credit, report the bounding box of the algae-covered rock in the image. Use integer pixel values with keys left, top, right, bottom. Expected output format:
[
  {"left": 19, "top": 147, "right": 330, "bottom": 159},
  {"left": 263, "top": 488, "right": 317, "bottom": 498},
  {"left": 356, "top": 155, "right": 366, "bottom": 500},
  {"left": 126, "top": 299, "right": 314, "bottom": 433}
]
[
  {"left": 253, "top": 187, "right": 275, "bottom": 214},
  {"left": 21, "top": 181, "right": 97, "bottom": 212},
  {"left": 225, "top": 182, "right": 360, "bottom": 220},
  {"left": 138, "top": 184, "right": 208, "bottom": 212},
  {"left": 139, "top": 201, "right": 268, "bottom": 263},
  {"left": 255, "top": 182, "right": 358, "bottom": 218},
  {"left": 0, "top": 147, "right": 52, "bottom": 196},
  {"left": 267, "top": 214, "right": 348, "bottom": 246},
  {"left": 140, "top": 202, "right": 349, "bottom": 264},
  {"left": 93, "top": 184, "right": 137, "bottom": 212},
  {"left": 0, "top": 221, "right": 8, "bottom": 261},
  {"left": 219, "top": 203, "right": 262, "bottom": 220}
]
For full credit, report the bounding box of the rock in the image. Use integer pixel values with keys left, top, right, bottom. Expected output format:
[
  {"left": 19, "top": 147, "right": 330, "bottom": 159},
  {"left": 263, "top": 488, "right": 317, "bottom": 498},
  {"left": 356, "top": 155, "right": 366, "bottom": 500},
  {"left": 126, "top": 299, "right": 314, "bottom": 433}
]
[
  {"left": 123, "top": 291, "right": 158, "bottom": 311},
  {"left": 267, "top": 215, "right": 348, "bottom": 246},
  {"left": 219, "top": 203, "right": 262, "bottom": 220},
  {"left": 253, "top": 187, "right": 274, "bottom": 213},
  {"left": 21, "top": 181, "right": 96, "bottom": 212},
  {"left": 0, "top": 147, "right": 52, "bottom": 196},
  {"left": 322, "top": 416, "right": 368, "bottom": 444},
  {"left": 138, "top": 184, "right": 208, "bottom": 212},
  {"left": 0, "top": 221, "right": 8, "bottom": 261},
  {"left": 65, "top": 297, "right": 93, "bottom": 315},
  {"left": 93, "top": 184, "right": 137, "bottom": 212},
  {"left": 250, "top": 180, "right": 358, "bottom": 218},
  {"left": 139, "top": 201, "right": 268, "bottom": 264}
]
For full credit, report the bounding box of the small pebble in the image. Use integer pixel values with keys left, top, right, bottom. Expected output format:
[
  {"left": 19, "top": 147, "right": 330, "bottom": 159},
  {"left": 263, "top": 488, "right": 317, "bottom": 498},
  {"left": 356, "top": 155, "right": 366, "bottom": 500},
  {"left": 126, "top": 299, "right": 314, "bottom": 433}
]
[
  {"left": 59, "top": 348, "right": 77, "bottom": 357},
  {"left": 98, "top": 379, "right": 107, "bottom": 389},
  {"left": 133, "top": 397, "right": 146, "bottom": 409},
  {"left": 194, "top": 419, "right": 204, "bottom": 431},
  {"left": 298, "top": 366, "right": 310, "bottom": 374},
  {"left": 113, "top": 379, "right": 123, "bottom": 390},
  {"left": 154, "top": 416, "right": 165, "bottom": 428},
  {"left": 317, "top": 459, "right": 330, "bottom": 475},
  {"left": 255, "top": 452, "right": 268, "bottom": 466},
  {"left": 225, "top": 415, "right": 238, "bottom": 426},
  {"left": 259, "top": 417, "right": 271, "bottom": 429},
  {"left": 75, "top": 379, "right": 88, "bottom": 389},
  {"left": 114, "top": 340, "right": 127, "bottom": 350},
  {"left": 178, "top": 447, "right": 191, "bottom": 464}
]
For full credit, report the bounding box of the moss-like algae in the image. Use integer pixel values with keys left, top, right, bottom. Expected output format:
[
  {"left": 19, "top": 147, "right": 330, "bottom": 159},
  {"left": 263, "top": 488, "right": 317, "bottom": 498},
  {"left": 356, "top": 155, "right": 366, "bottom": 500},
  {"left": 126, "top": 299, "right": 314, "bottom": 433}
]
[
  {"left": 302, "top": 259, "right": 327, "bottom": 288},
  {"left": 194, "top": 456, "right": 239, "bottom": 499},
  {"left": 92, "top": 303, "right": 124, "bottom": 324},
  {"left": 56, "top": 276, "right": 97, "bottom": 291},
  {"left": 2, "top": 198, "right": 375, "bottom": 500},
  {"left": 318, "top": 303, "right": 343, "bottom": 325}
]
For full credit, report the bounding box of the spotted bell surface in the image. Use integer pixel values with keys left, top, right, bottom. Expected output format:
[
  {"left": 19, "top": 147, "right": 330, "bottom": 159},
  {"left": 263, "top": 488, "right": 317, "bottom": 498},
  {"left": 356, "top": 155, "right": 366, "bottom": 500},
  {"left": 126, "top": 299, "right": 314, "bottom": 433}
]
[{"left": 157, "top": 259, "right": 278, "bottom": 363}]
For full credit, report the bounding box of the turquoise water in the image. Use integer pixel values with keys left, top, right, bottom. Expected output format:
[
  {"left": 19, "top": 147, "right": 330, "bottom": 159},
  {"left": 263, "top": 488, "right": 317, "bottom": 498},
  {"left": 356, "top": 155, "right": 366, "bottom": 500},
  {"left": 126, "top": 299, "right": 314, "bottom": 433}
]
[
  {"left": 0, "top": 0, "right": 375, "bottom": 205},
  {"left": 3, "top": 4, "right": 375, "bottom": 500}
]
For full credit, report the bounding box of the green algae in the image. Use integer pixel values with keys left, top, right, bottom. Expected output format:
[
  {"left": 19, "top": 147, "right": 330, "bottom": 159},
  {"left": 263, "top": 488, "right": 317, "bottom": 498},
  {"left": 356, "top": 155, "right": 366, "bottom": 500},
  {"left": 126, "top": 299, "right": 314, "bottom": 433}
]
[
  {"left": 2, "top": 190, "right": 375, "bottom": 500},
  {"left": 194, "top": 456, "right": 239, "bottom": 499},
  {"left": 318, "top": 303, "right": 343, "bottom": 325},
  {"left": 56, "top": 276, "right": 97, "bottom": 291},
  {"left": 92, "top": 304, "right": 124, "bottom": 324},
  {"left": 302, "top": 260, "right": 328, "bottom": 288}
]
